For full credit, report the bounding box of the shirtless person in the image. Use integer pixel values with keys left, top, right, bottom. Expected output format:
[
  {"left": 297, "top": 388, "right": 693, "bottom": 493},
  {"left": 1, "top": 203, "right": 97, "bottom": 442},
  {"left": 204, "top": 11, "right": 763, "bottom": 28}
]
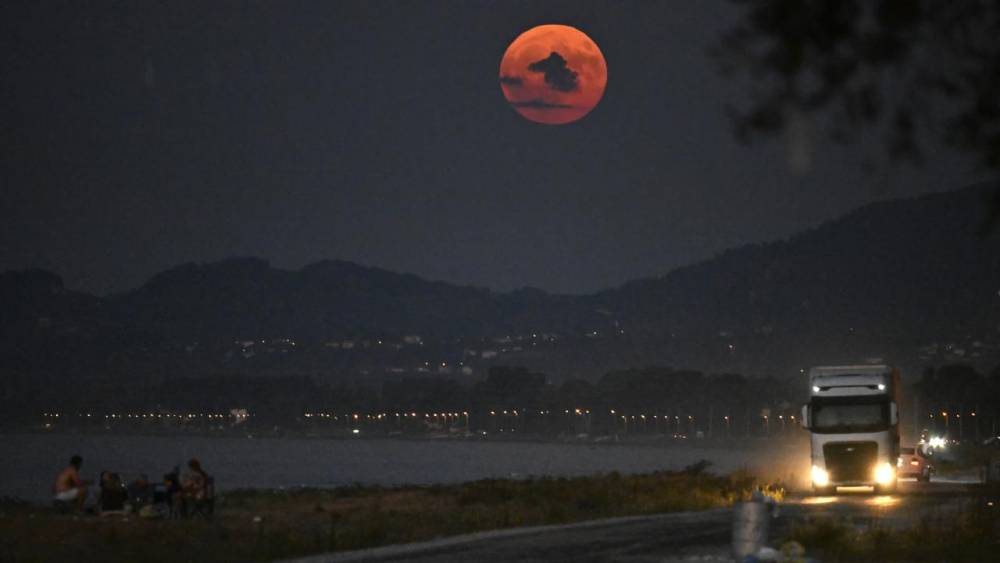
[
  {"left": 53, "top": 455, "right": 89, "bottom": 510},
  {"left": 182, "top": 459, "right": 207, "bottom": 499}
]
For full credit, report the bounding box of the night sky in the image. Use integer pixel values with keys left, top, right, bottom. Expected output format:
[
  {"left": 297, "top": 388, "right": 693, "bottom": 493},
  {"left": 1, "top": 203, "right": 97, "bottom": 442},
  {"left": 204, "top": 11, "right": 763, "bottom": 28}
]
[{"left": 1, "top": 1, "right": 988, "bottom": 295}]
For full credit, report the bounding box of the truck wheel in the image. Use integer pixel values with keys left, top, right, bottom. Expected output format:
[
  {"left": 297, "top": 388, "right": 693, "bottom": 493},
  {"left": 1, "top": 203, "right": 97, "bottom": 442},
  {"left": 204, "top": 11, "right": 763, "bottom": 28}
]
[{"left": 920, "top": 470, "right": 930, "bottom": 483}]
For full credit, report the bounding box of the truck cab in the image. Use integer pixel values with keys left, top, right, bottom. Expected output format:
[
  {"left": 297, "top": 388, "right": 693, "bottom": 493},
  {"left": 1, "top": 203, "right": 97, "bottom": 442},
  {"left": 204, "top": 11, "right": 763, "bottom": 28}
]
[{"left": 800, "top": 365, "right": 900, "bottom": 494}]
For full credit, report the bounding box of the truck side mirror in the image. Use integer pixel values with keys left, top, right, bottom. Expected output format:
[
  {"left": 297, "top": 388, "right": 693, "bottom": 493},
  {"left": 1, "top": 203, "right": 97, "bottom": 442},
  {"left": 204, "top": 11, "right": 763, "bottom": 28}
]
[
  {"left": 800, "top": 404, "right": 810, "bottom": 429},
  {"left": 889, "top": 402, "right": 898, "bottom": 425}
]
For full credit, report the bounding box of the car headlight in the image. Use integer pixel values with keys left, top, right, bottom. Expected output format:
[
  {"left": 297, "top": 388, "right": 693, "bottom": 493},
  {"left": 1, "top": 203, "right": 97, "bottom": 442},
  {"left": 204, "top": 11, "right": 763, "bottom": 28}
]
[
  {"left": 811, "top": 465, "right": 830, "bottom": 487},
  {"left": 874, "top": 462, "right": 895, "bottom": 485}
]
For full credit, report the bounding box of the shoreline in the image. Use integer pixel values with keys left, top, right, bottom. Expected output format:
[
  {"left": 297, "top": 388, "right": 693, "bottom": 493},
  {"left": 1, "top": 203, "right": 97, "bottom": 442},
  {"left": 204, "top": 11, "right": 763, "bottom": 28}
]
[
  {"left": 0, "top": 432, "right": 808, "bottom": 504},
  {"left": 0, "top": 426, "right": 804, "bottom": 450}
]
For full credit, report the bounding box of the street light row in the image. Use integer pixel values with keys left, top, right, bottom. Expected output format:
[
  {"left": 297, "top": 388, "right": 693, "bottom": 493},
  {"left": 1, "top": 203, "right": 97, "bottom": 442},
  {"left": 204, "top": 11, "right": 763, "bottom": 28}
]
[{"left": 42, "top": 412, "right": 249, "bottom": 419}]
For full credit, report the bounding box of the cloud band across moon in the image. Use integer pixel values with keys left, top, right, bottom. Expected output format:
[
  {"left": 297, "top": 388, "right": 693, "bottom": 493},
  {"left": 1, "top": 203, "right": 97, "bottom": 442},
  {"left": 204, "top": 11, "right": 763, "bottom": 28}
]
[
  {"left": 510, "top": 98, "right": 574, "bottom": 109},
  {"left": 500, "top": 75, "right": 524, "bottom": 87}
]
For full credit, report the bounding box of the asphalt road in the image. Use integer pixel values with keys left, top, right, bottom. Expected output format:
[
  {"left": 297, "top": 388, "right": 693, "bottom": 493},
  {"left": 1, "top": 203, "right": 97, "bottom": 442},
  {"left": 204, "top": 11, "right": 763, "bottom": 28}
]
[
  {"left": 781, "top": 477, "right": 980, "bottom": 529},
  {"left": 287, "top": 478, "right": 985, "bottom": 563}
]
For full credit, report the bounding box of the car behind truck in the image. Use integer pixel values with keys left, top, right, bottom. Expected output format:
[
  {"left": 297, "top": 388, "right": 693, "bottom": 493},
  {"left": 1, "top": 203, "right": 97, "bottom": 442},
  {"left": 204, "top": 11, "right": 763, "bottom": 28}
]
[{"left": 801, "top": 365, "right": 901, "bottom": 494}]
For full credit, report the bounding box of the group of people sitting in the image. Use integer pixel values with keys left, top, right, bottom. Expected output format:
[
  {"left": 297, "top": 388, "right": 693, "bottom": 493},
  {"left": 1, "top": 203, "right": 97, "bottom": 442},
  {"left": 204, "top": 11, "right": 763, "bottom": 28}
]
[{"left": 53, "top": 454, "right": 215, "bottom": 518}]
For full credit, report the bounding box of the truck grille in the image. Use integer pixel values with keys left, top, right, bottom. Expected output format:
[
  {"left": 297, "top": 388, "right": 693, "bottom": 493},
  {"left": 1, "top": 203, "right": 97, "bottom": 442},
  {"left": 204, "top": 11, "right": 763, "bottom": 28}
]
[{"left": 823, "top": 442, "right": 878, "bottom": 482}]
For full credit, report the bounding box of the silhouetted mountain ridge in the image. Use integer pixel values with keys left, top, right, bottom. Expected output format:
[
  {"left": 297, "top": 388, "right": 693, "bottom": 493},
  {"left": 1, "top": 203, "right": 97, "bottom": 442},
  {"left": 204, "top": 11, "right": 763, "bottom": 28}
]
[
  {"left": 591, "top": 182, "right": 1000, "bottom": 371},
  {"left": 2, "top": 181, "right": 998, "bottom": 381}
]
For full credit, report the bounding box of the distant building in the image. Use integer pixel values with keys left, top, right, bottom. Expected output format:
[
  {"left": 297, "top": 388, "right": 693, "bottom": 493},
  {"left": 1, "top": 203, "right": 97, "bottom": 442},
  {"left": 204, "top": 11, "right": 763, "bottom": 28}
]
[{"left": 230, "top": 408, "right": 249, "bottom": 424}]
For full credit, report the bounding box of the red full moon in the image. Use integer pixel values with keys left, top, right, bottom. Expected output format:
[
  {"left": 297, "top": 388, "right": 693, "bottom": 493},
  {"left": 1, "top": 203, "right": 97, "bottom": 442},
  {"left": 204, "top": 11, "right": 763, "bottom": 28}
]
[{"left": 499, "top": 24, "right": 607, "bottom": 125}]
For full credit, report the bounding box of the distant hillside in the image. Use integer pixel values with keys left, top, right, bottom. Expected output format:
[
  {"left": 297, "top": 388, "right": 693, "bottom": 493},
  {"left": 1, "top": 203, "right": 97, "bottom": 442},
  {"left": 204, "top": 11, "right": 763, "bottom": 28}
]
[
  {"left": 99, "top": 258, "right": 609, "bottom": 341},
  {"left": 1, "top": 181, "right": 998, "bottom": 392},
  {"left": 592, "top": 181, "right": 1000, "bottom": 372},
  {"left": 111, "top": 258, "right": 495, "bottom": 340}
]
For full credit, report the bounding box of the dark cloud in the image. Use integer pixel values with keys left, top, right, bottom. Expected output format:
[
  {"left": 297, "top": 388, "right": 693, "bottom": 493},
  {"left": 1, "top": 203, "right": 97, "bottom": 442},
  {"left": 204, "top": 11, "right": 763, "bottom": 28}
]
[
  {"left": 500, "top": 75, "right": 524, "bottom": 87},
  {"left": 510, "top": 98, "right": 573, "bottom": 109},
  {"left": 527, "top": 51, "right": 578, "bottom": 92}
]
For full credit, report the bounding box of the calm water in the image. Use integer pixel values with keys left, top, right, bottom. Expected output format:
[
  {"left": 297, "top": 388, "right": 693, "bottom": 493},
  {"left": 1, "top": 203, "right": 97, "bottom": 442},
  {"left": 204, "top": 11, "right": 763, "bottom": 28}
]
[{"left": 0, "top": 433, "right": 804, "bottom": 502}]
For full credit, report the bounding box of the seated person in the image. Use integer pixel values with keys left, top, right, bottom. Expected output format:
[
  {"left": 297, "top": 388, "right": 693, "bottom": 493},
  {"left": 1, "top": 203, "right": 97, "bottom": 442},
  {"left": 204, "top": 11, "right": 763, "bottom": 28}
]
[
  {"left": 158, "top": 471, "right": 183, "bottom": 517},
  {"left": 127, "top": 474, "right": 154, "bottom": 510},
  {"left": 53, "top": 455, "right": 89, "bottom": 511},
  {"left": 182, "top": 458, "right": 208, "bottom": 501},
  {"left": 99, "top": 471, "right": 128, "bottom": 514},
  {"left": 181, "top": 458, "right": 213, "bottom": 517}
]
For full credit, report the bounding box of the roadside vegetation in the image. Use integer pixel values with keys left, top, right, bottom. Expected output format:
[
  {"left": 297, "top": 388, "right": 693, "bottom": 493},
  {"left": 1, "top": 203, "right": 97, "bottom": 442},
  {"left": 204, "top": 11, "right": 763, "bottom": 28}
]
[
  {"left": 0, "top": 464, "right": 781, "bottom": 563},
  {"left": 785, "top": 489, "right": 1000, "bottom": 562}
]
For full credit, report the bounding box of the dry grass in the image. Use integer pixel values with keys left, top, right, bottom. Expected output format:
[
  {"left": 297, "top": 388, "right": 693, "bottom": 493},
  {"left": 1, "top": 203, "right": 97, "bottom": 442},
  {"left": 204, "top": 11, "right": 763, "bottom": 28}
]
[
  {"left": 785, "top": 492, "right": 1000, "bottom": 562},
  {"left": 0, "top": 463, "right": 777, "bottom": 562}
]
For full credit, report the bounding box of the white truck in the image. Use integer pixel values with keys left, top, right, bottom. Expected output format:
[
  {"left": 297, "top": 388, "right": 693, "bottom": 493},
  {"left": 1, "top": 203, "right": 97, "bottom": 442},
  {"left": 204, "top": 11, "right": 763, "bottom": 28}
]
[{"left": 800, "top": 365, "right": 901, "bottom": 494}]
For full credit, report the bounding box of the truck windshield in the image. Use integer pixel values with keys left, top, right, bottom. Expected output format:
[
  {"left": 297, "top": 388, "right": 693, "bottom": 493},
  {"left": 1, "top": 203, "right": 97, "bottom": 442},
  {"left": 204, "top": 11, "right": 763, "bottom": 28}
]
[{"left": 812, "top": 402, "right": 888, "bottom": 433}]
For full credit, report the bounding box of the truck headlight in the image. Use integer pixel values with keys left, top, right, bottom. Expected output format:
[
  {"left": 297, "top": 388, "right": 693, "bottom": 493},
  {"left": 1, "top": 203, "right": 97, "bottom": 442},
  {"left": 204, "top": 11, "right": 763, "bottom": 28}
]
[
  {"left": 811, "top": 465, "right": 830, "bottom": 487},
  {"left": 874, "top": 462, "right": 895, "bottom": 485}
]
